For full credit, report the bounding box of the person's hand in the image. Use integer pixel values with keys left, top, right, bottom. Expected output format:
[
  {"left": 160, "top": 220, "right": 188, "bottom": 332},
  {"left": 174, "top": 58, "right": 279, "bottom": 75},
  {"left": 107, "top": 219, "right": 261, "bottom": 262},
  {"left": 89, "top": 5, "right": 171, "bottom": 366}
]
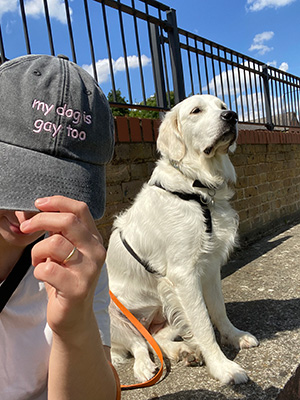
[{"left": 20, "top": 196, "right": 106, "bottom": 339}]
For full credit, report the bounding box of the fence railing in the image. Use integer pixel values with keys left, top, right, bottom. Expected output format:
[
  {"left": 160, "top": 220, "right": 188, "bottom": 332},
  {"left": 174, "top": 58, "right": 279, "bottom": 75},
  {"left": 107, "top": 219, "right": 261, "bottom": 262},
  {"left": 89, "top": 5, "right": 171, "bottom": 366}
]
[{"left": 1, "top": 0, "right": 299, "bottom": 130}]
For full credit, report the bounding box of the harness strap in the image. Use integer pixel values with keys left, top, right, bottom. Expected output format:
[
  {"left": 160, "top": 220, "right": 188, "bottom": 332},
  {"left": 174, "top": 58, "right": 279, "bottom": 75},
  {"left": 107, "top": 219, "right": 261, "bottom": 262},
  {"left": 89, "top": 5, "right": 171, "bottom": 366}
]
[
  {"left": 154, "top": 182, "right": 213, "bottom": 234},
  {"left": 109, "top": 290, "right": 164, "bottom": 390},
  {"left": 120, "top": 232, "right": 160, "bottom": 275}
]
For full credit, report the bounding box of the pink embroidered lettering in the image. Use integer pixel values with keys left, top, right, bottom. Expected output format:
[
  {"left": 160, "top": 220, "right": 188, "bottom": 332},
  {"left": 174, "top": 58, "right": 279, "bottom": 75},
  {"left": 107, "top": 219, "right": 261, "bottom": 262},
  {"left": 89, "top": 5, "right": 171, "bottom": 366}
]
[
  {"left": 33, "top": 119, "right": 44, "bottom": 133},
  {"left": 32, "top": 99, "right": 90, "bottom": 141},
  {"left": 56, "top": 104, "right": 92, "bottom": 126},
  {"left": 73, "top": 111, "right": 81, "bottom": 125},
  {"left": 83, "top": 112, "right": 92, "bottom": 125},
  {"left": 33, "top": 119, "right": 62, "bottom": 137},
  {"left": 32, "top": 99, "right": 54, "bottom": 116},
  {"left": 66, "top": 125, "right": 86, "bottom": 141}
]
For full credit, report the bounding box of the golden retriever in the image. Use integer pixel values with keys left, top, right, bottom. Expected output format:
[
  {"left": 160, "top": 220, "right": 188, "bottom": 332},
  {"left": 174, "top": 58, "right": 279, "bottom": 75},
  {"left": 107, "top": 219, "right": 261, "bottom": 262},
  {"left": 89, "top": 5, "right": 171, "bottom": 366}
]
[{"left": 106, "top": 94, "right": 259, "bottom": 385}]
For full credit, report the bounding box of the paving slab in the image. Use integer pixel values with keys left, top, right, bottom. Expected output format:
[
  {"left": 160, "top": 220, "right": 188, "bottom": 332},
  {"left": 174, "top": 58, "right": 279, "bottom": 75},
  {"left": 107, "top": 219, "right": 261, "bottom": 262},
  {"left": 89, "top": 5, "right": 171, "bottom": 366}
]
[{"left": 114, "top": 220, "right": 300, "bottom": 399}]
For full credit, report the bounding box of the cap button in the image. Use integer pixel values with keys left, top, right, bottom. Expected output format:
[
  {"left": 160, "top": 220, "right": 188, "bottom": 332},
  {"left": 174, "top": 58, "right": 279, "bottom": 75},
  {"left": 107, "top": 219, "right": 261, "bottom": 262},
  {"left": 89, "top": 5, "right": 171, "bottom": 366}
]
[{"left": 57, "top": 54, "right": 69, "bottom": 61}]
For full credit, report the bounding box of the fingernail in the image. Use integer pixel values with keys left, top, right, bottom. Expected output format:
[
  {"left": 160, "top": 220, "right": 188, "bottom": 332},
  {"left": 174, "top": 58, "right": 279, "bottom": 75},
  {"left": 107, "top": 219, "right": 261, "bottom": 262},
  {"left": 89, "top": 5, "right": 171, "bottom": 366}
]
[
  {"left": 20, "top": 219, "right": 31, "bottom": 231},
  {"left": 35, "top": 198, "right": 49, "bottom": 206}
]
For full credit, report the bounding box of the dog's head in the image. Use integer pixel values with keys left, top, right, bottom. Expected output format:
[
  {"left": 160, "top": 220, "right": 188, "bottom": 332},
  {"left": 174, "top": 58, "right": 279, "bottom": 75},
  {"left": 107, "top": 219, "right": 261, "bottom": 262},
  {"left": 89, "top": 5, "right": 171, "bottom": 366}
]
[{"left": 157, "top": 94, "right": 238, "bottom": 162}]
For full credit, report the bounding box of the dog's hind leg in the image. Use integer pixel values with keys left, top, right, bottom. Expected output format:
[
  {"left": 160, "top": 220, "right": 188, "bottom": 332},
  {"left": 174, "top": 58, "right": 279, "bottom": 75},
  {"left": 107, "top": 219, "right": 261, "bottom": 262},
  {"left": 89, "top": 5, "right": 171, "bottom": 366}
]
[
  {"left": 153, "top": 325, "right": 202, "bottom": 366},
  {"left": 110, "top": 303, "right": 157, "bottom": 382},
  {"left": 153, "top": 325, "right": 188, "bottom": 360}
]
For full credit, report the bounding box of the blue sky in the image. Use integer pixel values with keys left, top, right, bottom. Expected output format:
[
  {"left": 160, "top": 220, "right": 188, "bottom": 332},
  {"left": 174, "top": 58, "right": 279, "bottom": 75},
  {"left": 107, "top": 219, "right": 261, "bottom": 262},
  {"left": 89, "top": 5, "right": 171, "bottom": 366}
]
[
  {"left": 1, "top": 0, "right": 299, "bottom": 104},
  {"left": 171, "top": 0, "right": 299, "bottom": 76}
]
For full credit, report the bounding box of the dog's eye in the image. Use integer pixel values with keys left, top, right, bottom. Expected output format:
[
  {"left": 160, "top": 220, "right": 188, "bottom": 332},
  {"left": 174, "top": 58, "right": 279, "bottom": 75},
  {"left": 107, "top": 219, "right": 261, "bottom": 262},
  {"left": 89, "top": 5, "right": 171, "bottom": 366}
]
[
  {"left": 221, "top": 104, "right": 227, "bottom": 110},
  {"left": 191, "top": 107, "right": 202, "bottom": 114}
]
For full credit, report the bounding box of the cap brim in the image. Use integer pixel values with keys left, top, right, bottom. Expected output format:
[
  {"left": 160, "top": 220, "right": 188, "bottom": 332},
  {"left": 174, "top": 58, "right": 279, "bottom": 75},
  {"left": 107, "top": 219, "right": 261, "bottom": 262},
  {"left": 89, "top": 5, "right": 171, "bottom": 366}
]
[{"left": 0, "top": 142, "right": 106, "bottom": 220}]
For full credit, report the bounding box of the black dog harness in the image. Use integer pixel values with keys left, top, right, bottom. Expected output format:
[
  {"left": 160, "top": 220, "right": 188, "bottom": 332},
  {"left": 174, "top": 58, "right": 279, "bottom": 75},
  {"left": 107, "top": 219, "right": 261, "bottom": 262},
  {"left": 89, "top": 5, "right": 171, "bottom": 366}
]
[
  {"left": 154, "top": 181, "right": 213, "bottom": 234},
  {"left": 120, "top": 179, "right": 215, "bottom": 275},
  {"left": 120, "top": 232, "right": 161, "bottom": 276}
]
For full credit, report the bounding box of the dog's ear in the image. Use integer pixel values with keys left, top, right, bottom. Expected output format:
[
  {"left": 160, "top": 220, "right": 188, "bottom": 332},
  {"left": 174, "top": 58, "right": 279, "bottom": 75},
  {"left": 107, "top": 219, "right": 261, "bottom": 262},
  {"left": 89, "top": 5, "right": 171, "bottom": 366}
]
[{"left": 157, "top": 108, "right": 186, "bottom": 161}]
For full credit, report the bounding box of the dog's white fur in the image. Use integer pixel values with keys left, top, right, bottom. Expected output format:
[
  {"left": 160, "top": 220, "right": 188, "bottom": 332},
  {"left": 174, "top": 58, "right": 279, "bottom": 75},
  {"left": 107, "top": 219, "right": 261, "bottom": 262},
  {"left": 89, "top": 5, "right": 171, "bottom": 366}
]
[{"left": 106, "top": 94, "right": 259, "bottom": 385}]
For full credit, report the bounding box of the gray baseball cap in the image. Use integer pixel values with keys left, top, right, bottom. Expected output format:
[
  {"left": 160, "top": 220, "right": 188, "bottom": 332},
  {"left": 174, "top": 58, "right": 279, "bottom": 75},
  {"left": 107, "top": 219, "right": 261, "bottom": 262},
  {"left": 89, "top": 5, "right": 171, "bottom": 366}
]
[{"left": 0, "top": 54, "right": 114, "bottom": 219}]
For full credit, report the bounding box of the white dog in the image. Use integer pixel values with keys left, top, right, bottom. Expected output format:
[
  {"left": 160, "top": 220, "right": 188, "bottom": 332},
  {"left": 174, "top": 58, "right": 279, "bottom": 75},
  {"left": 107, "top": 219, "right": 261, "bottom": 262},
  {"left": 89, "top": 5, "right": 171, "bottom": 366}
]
[{"left": 106, "top": 94, "right": 259, "bottom": 385}]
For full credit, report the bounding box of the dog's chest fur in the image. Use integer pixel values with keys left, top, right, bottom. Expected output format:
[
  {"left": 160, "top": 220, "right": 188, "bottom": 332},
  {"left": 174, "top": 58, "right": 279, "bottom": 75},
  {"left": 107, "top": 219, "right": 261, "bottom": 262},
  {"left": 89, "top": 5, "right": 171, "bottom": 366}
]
[{"left": 113, "top": 161, "right": 238, "bottom": 278}]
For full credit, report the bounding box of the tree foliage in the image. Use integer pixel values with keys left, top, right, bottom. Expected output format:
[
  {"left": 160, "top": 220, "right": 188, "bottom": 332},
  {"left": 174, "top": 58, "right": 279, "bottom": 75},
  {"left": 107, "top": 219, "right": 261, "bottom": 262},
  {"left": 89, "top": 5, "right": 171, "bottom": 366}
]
[
  {"left": 107, "top": 89, "right": 175, "bottom": 119},
  {"left": 107, "top": 89, "right": 129, "bottom": 117}
]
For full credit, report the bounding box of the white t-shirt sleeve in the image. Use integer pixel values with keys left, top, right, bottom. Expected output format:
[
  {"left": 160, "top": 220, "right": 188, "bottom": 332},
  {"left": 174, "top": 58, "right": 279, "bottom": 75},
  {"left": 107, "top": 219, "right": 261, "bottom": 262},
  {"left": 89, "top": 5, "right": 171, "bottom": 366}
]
[{"left": 93, "top": 262, "right": 111, "bottom": 347}]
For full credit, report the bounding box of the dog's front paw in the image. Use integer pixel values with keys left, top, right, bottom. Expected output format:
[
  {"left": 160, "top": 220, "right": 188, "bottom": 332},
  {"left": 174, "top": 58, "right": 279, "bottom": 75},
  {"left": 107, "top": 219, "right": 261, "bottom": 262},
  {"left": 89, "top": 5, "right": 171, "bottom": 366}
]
[
  {"left": 221, "top": 329, "right": 259, "bottom": 350},
  {"left": 133, "top": 358, "right": 157, "bottom": 382},
  {"left": 208, "top": 358, "right": 248, "bottom": 385}
]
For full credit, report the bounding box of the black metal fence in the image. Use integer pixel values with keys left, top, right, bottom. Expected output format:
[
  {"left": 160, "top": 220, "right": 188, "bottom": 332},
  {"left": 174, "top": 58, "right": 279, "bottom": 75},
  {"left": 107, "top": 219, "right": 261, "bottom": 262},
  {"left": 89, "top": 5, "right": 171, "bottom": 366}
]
[{"left": 1, "top": 0, "right": 299, "bottom": 129}]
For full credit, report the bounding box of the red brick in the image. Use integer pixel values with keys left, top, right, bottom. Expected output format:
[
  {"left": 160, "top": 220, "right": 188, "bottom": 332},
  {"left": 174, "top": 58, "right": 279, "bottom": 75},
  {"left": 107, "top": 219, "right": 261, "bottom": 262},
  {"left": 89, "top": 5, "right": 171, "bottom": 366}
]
[
  {"left": 129, "top": 118, "right": 142, "bottom": 142},
  {"left": 141, "top": 119, "right": 154, "bottom": 142},
  {"left": 115, "top": 116, "right": 130, "bottom": 142}
]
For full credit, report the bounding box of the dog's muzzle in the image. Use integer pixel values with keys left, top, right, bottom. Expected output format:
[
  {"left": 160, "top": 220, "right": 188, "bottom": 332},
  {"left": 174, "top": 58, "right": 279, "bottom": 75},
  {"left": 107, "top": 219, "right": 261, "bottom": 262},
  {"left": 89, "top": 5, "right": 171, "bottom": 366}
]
[{"left": 204, "top": 110, "right": 238, "bottom": 155}]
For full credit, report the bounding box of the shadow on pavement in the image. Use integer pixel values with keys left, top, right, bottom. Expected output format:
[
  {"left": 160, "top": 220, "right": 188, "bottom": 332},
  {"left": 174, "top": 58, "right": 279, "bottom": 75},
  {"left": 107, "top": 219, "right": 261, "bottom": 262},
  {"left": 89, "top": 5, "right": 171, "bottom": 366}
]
[
  {"left": 226, "top": 298, "right": 300, "bottom": 341},
  {"left": 149, "top": 382, "right": 279, "bottom": 400},
  {"left": 222, "top": 235, "right": 292, "bottom": 279}
]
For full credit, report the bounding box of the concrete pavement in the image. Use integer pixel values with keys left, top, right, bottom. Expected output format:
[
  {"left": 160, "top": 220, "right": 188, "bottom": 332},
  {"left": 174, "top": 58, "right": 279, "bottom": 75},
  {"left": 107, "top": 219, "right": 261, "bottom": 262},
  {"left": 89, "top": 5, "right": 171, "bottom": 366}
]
[{"left": 114, "top": 217, "right": 300, "bottom": 399}]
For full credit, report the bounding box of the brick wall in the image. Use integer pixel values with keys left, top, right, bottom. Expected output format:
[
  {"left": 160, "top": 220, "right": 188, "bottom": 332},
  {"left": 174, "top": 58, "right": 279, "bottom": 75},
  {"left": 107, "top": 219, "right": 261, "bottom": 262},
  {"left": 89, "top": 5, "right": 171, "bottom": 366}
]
[{"left": 97, "top": 117, "right": 300, "bottom": 247}]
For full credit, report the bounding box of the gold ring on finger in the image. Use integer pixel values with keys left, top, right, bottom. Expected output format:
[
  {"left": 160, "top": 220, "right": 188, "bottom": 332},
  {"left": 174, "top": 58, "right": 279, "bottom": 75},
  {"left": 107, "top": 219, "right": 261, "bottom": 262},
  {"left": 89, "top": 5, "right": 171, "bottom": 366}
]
[{"left": 63, "top": 246, "right": 77, "bottom": 264}]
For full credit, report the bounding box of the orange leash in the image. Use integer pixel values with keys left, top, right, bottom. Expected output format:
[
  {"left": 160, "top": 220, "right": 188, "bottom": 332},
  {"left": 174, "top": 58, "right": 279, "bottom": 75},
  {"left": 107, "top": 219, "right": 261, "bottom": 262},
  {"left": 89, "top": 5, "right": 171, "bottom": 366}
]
[{"left": 109, "top": 290, "right": 164, "bottom": 390}]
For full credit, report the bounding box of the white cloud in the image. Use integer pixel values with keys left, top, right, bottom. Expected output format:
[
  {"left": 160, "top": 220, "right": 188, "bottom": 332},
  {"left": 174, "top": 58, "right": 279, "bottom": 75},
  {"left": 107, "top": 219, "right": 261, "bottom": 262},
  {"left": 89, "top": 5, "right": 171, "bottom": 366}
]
[
  {"left": 266, "top": 60, "right": 288, "bottom": 72},
  {"left": 0, "top": 0, "right": 71, "bottom": 24},
  {"left": 279, "top": 62, "right": 288, "bottom": 71},
  {"left": 246, "top": 0, "right": 296, "bottom": 12},
  {"left": 0, "top": 0, "right": 17, "bottom": 18},
  {"left": 249, "top": 44, "right": 273, "bottom": 55},
  {"left": 83, "top": 55, "right": 151, "bottom": 84},
  {"left": 253, "top": 31, "right": 274, "bottom": 43},
  {"left": 25, "top": 0, "right": 70, "bottom": 24},
  {"left": 249, "top": 31, "right": 274, "bottom": 55}
]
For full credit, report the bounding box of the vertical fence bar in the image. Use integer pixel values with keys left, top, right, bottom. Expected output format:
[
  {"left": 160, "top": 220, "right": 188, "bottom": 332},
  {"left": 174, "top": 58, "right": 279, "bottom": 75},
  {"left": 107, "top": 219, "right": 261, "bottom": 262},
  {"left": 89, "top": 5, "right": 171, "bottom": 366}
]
[
  {"left": 0, "top": 23, "right": 6, "bottom": 64},
  {"left": 131, "top": 0, "right": 147, "bottom": 104},
  {"left": 83, "top": 0, "right": 98, "bottom": 81},
  {"left": 166, "top": 8, "right": 185, "bottom": 103},
  {"left": 210, "top": 45, "right": 217, "bottom": 96},
  {"left": 270, "top": 77, "right": 276, "bottom": 125},
  {"left": 248, "top": 63, "right": 255, "bottom": 122},
  {"left": 242, "top": 58, "right": 250, "bottom": 121},
  {"left": 236, "top": 57, "right": 245, "bottom": 121},
  {"left": 278, "top": 75, "right": 284, "bottom": 125},
  {"left": 262, "top": 64, "right": 274, "bottom": 130},
  {"left": 20, "top": 0, "right": 31, "bottom": 54},
  {"left": 64, "top": 0, "right": 76, "bottom": 63},
  {"left": 160, "top": 36, "right": 172, "bottom": 107},
  {"left": 286, "top": 79, "right": 292, "bottom": 125},
  {"left": 254, "top": 65, "right": 261, "bottom": 123},
  {"left": 203, "top": 45, "right": 210, "bottom": 95},
  {"left": 186, "top": 34, "right": 194, "bottom": 95},
  {"left": 295, "top": 81, "right": 300, "bottom": 123},
  {"left": 149, "top": 22, "right": 167, "bottom": 109},
  {"left": 230, "top": 53, "right": 238, "bottom": 116},
  {"left": 101, "top": 2, "right": 117, "bottom": 100},
  {"left": 117, "top": 0, "right": 133, "bottom": 104},
  {"left": 224, "top": 52, "right": 232, "bottom": 110},
  {"left": 274, "top": 73, "right": 280, "bottom": 125},
  {"left": 217, "top": 47, "right": 225, "bottom": 102},
  {"left": 43, "top": 0, "right": 55, "bottom": 55},
  {"left": 194, "top": 38, "right": 203, "bottom": 95},
  {"left": 158, "top": 8, "right": 172, "bottom": 107}
]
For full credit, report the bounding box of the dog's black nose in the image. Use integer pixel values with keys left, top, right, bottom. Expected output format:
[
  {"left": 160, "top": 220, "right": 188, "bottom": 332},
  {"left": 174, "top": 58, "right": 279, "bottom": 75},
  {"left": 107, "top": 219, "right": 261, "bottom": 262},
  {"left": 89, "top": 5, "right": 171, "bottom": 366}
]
[{"left": 221, "top": 110, "right": 238, "bottom": 123}]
